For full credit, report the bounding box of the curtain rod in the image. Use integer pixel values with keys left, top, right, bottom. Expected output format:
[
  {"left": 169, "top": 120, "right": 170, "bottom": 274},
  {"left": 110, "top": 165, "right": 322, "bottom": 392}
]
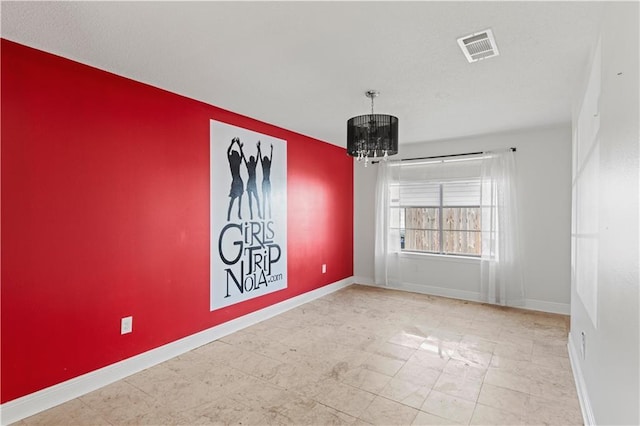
[{"left": 372, "top": 147, "right": 516, "bottom": 164}]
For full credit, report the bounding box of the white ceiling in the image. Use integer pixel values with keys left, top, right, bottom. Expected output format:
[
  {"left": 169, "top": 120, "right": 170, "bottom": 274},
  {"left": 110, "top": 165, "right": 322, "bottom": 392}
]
[{"left": 1, "top": 1, "right": 604, "bottom": 147}]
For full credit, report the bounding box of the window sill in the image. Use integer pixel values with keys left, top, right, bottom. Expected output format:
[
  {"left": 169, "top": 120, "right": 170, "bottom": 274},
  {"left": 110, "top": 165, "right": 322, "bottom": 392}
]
[{"left": 397, "top": 251, "right": 481, "bottom": 264}]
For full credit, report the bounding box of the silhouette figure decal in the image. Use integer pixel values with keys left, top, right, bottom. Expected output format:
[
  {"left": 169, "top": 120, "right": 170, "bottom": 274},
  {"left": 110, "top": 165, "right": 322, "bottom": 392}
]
[
  {"left": 226, "top": 138, "right": 244, "bottom": 221},
  {"left": 257, "top": 141, "right": 273, "bottom": 219},
  {"left": 242, "top": 142, "right": 262, "bottom": 221}
]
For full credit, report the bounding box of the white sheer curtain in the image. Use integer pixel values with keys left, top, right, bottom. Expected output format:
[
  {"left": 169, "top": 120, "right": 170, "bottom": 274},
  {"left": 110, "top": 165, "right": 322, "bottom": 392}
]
[
  {"left": 374, "top": 162, "right": 390, "bottom": 285},
  {"left": 373, "top": 149, "right": 523, "bottom": 307},
  {"left": 374, "top": 162, "right": 400, "bottom": 285},
  {"left": 480, "top": 149, "right": 524, "bottom": 306}
]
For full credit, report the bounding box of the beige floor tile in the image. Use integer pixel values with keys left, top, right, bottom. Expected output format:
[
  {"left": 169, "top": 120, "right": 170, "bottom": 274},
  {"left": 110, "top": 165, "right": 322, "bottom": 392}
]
[
  {"left": 196, "top": 365, "right": 253, "bottom": 393},
  {"left": 477, "top": 382, "right": 529, "bottom": 416},
  {"left": 408, "top": 348, "right": 452, "bottom": 371},
  {"left": 459, "top": 334, "right": 498, "bottom": 353},
  {"left": 442, "top": 358, "right": 487, "bottom": 381},
  {"left": 126, "top": 371, "right": 200, "bottom": 405},
  {"left": 530, "top": 352, "right": 571, "bottom": 370},
  {"left": 532, "top": 339, "right": 570, "bottom": 359},
  {"left": 427, "top": 329, "right": 464, "bottom": 346},
  {"left": 255, "top": 340, "right": 309, "bottom": 363},
  {"left": 226, "top": 375, "right": 291, "bottom": 411},
  {"left": 466, "top": 325, "right": 503, "bottom": 342},
  {"left": 450, "top": 347, "right": 493, "bottom": 369},
  {"left": 219, "top": 329, "right": 265, "bottom": 348},
  {"left": 493, "top": 341, "right": 533, "bottom": 362},
  {"left": 358, "top": 395, "right": 419, "bottom": 425},
  {"left": 207, "top": 343, "right": 257, "bottom": 368},
  {"left": 309, "top": 378, "right": 377, "bottom": 418},
  {"left": 264, "top": 360, "right": 325, "bottom": 391},
  {"left": 420, "top": 390, "right": 476, "bottom": 424},
  {"left": 529, "top": 375, "right": 579, "bottom": 401},
  {"left": 22, "top": 399, "right": 110, "bottom": 425},
  {"left": 489, "top": 355, "right": 535, "bottom": 378},
  {"left": 533, "top": 325, "right": 569, "bottom": 341},
  {"left": 161, "top": 358, "right": 223, "bottom": 380},
  {"left": 366, "top": 340, "right": 418, "bottom": 361},
  {"left": 440, "top": 317, "right": 474, "bottom": 335},
  {"left": 237, "top": 351, "right": 287, "bottom": 381},
  {"left": 335, "top": 347, "right": 373, "bottom": 369},
  {"left": 295, "top": 353, "right": 347, "bottom": 378},
  {"left": 124, "top": 364, "right": 182, "bottom": 389},
  {"left": 233, "top": 406, "right": 289, "bottom": 425},
  {"left": 528, "top": 362, "right": 574, "bottom": 383},
  {"left": 484, "top": 367, "right": 532, "bottom": 394},
  {"left": 470, "top": 403, "right": 526, "bottom": 425},
  {"left": 496, "top": 330, "right": 535, "bottom": 348},
  {"left": 303, "top": 403, "right": 359, "bottom": 425},
  {"left": 329, "top": 328, "right": 379, "bottom": 350},
  {"left": 122, "top": 409, "right": 193, "bottom": 425},
  {"left": 179, "top": 396, "right": 249, "bottom": 425},
  {"left": 362, "top": 352, "right": 406, "bottom": 376},
  {"left": 325, "top": 359, "right": 357, "bottom": 381},
  {"left": 412, "top": 411, "right": 462, "bottom": 425},
  {"left": 262, "top": 324, "right": 303, "bottom": 341},
  {"left": 278, "top": 397, "right": 358, "bottom": 425},
  {"left": 78, "top": 380, "right": 157, "bottom": 424},
  {"left": 342, "top": 366, "right": 394, "bottom": 394},
  {"left": 388, "top": 331, "right": 427, "bottom": 349},
  {"left": 379, "top": 376, "right": 432, "bottom": 409},
  {"left": 394, "top": 358, "right": 443, "bottom": 389},
  {"left": 433, "top": 372, "right": 483, "bottom": 402},
  {"left": 525, "top": 394, "right": 583, "bottom": 425},
  {"left": 19, "top": 285, "right": 578, "bottom": 426},
  {"left": 241, "top": 318, "right": 277, "bottom": 334},
  {"left": 151, "top": 379, "right": 225, "bottom": 412},
  {"left": 417, "top": 344, "right": 456, "bottom": 363}
]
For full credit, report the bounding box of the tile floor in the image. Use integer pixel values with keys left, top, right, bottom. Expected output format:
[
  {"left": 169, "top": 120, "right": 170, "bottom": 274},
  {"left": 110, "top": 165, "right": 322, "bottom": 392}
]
[{"left": 17, "top": 285, "right": 583, "bottom": 425}]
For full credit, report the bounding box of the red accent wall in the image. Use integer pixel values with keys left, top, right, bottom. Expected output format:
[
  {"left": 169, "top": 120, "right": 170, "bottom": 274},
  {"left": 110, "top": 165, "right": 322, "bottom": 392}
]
[{"left": 0, "top": 39, "right": 353, "bottom": 403}]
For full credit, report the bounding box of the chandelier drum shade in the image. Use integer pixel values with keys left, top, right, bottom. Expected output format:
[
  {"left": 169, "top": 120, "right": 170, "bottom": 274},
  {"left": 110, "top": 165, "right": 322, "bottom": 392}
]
[{"left": 347, "top": 90, "right": 398, "bottom": 163}]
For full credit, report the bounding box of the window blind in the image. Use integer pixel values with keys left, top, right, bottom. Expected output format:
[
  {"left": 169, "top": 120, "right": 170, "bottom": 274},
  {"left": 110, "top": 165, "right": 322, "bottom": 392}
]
[
  {"left": 391, "top": 179, "right": 480, "bottom": 207},
  {"left": 397, "top": 182, "right": 440, "bottom": 207},
  {"left": 443, "top": 180, "right": 481, "bottom": 206}
]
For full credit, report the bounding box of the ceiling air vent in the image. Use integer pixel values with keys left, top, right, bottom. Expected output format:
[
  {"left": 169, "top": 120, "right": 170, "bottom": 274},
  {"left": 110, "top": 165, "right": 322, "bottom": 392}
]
[{"left": 457, "top": 29, "right": 499, "bottom": 63}]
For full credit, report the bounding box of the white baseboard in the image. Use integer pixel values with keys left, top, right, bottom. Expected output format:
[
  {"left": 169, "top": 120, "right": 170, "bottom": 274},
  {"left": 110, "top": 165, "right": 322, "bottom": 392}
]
[
  {"left": 357, "top": 280, "right": 482, "bottom": 303},
  {"left": 523, "top": 298, "right": 571, "bottom": 315},
  {"left": 568, "top": 332, "right": 596, "bottom": 426},
  {"left": 353, "top": 275, "right": 375, "bottom": 286},
  {"left": 0, "top": 277, "right": 354, "bottom": 426},
  {"left": 355, "top": 278, "right": 570, "bottom": 315}
]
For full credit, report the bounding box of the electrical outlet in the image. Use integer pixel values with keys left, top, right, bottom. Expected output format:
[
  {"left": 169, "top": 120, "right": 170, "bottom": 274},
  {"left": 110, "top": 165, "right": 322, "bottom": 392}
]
[
  {"left": 322, "top": 264, "right": 326, "bottom": 274},
  {"left": 121, "top": 316, "right": 133, "bottom": 335}
]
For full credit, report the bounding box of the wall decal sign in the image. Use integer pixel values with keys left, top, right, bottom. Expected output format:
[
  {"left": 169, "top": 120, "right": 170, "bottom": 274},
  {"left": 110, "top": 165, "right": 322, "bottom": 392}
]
[{"left": 210, "top": 120, "right": 287, "bottom": 311}]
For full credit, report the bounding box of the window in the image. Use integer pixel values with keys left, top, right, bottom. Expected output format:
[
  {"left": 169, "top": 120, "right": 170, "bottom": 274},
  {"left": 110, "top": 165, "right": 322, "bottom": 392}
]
[{"left": 390, "top": 179, "right": 481, "bottom": 256}]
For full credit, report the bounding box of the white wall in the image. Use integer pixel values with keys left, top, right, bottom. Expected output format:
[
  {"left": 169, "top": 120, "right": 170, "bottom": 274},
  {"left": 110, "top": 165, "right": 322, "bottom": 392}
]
[
  {"left": 569, "top": 3, "right": 639, "bottom": 425},
  {"left": 354, "top": 124, "right": 573, "bottom": 313}
]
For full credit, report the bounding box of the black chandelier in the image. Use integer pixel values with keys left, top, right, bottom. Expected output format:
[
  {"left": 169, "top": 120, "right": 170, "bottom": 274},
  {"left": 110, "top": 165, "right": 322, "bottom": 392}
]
[{"left": 347, "top": 90, "right": 398, "bottom": 165}]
